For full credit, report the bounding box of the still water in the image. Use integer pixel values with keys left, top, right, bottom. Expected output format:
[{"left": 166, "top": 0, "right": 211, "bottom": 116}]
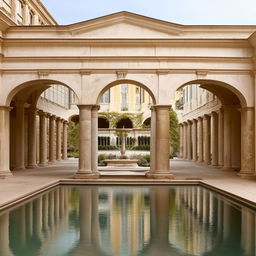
[{"left": 0, "top": 186, "right": 255, "bottom": 256}]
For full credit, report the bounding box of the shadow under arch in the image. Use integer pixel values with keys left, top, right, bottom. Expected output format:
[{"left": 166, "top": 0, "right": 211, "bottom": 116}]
[
  {"left": 96, "top": 79, "right": 156, "bottom": 105},
  {"left": 176, "top": 79, "right": 246, "bottom": 107},
  {"left": 6, "top": 79, "right": 80, "bottom": 106}
]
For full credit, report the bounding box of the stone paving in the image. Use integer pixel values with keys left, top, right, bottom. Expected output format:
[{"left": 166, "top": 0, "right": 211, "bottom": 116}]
[{"left": 0, "top": 158, "right": 255, "bottom": 210}]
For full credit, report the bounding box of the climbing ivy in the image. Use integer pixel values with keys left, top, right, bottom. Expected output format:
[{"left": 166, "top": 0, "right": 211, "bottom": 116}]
[
  {"left": 99, "top": 111, "right": 144, "bottom": 128},
  {"left": 169, "top": 108, "right": 179, "bottom": 154}
]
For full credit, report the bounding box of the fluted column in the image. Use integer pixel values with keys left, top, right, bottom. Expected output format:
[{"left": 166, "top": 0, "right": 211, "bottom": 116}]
[
  {"left": 218, "top": 108, "right": 224, "bottom": 166},
  {"left": 197, "top": 117, "right": 203, "bottom": 162},
  {"left": 74, "top": 105, "right": 99, "bottom": 178},
  {"left": 187, "top": 120, "right": 192, "bottom": 160},
  {"left": 223, "top": 105, "right": 232, "bottom": 171},
  {"left": 27, "top": 106, "right": 38, "bottom": 169},
  {"left": 211, "top": 112, "right": 218, "bottom": 166},
  {"left": 91, "top": 105, "right": 100, "bottom": 175},
  {"left": 14, "top": 100, "right": 25, "bottom": 171},
  {"left": 147, "top": 105, "right": 173, "bottom": 179},
  {"left": 0, "top": 107, "right": 12, "bottom": 178},
  {"left": 39, "top": 111, "right": 48, "bottom": 166},
  {"left": 192, "top": 119, "right": 197, "bottom": 161},
  {"left": 149, "top": 107, "right": 156, "bottom": 172},
  {"left": 62, "top": 120, "right": 68, "bottom": 160},
  {"left": 183, "top": 122, "right": 188, "bottom": 159},
  {"left": 56, "top": 117, "right": 62, "bottom": 161},
  {"left": 203, "top": 114, "right": 210, "bottom": 165},
  {"left": 239, "top": 107, "right": 255, "bottom": 176},
  {"left": 49, "top": 115, "right": 56, "bottom": 163},
  {"left": 179, "top": 124, "right": 183, "bottom": 158}
]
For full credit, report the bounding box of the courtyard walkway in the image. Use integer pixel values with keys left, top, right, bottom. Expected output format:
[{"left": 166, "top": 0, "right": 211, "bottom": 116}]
[{"left": 0, "top": 158, "right": 255, "bottom": 210}]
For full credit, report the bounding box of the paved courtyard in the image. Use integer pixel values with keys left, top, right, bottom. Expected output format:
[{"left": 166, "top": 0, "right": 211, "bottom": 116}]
[{"left": 0, "top": 158, "right": 255, "bottom": 210}]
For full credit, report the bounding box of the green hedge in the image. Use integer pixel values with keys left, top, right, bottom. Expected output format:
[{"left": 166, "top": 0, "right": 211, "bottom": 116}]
[{"left": 98, "top": 145, "right": 118, "bottom": 150}]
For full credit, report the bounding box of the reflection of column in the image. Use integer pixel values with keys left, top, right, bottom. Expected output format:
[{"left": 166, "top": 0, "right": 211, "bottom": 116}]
[
  {"left": 62, "top": 121, "right": 68, "bottom": 160},
  {"left": 35, "top": 197, "right": 43, "bottom": 236},
  {"left": 239, "top": 107, "right": 255, "bottom": 176},
  {"left": 192, "top": 119, "right": 197, "bottom": 161},
  {"left": 203, "top": 115, "right": 210, "bottom": 165},
  {"left": 223, "top": 202, "right": 231, "bottom": 239},
  {"left": 26, "top": 202, "right": 33, "bottom": 236},
  {"left": 223, "top": 106, "right": 232, "bottom": 171},
  {"left": 241, "top": 208, "right": 255, "bottom": 256},
  {"left": 14, "top": 100, "right": 25, "bottom": 171},
  {"left": 27, "top": 106, "right": 38, "bottom": 168},
  {"left": 0, "top": 107, "right": 12, "bottom": 177},
  {"left": 187, "top": 121, "right": 192, "bottom": 160},
  {"left": 91, "top": 106, "right": 100, "bottom": 175},
  {"left": 218, "top": 108, "right": 224, "bottom": 166},
  {"left": 197, "top": 117, "right": 203, "bottom": 162},
  {"left": 211, "top": 112, "right": 218, "bottom": 166},
  {"left": 43, "top": 194, "right": 49, "bottom": 231},
  {"left": 49, "top": 115, "right": 56, "bottom": 163},
  {"left": 0, "top": 213, "right": 13, "bottom": 256},
  {"left": 56, "top": 117, "right": 62, "bottom": 161},
  {"left": 39, "top": 111, "right": 48, "bottom": 166},
  {"left": 75, "top": 105, "right": 99, "bottom": 178},
  {"left": 179, "top": 124, "right": 183, "bottom": 158},
  {"left": 147, "top": 105, "right": 173, "bottom": 179}
]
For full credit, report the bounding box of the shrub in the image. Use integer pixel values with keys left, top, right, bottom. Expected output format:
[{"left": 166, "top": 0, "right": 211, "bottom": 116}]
[
  {"left": 98, "top": 153, "right": 117, "bottom": 165},
  {"left": 130, "top": 154, "right": 150, "bottom": 167},
  {"left": 133, "top": 145, "right": 150, "bottom": 151},
  {"left": 98, "top": 145, "right": 118, "bottom": 150}
]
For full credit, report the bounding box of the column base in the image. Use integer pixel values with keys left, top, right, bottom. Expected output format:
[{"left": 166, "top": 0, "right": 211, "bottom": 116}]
[
  {"left": 26, "top": 164, "right": 38, "bottom": 169},
  {"left": 0, "top": 170, "right": 13, "bottom": 179},
  {"left": 13, "top": 167, "right": 26, "bottom": 171},
  {"left": 74, "top": 170, "right": 100, "bottom": 179},
  {"left": 146, "top": 171, "right": 174, "bottom": 179},
  {"left": 222, "top": 167, "right": 235, "bottom": 172},
  {"left": 238, "top": 170, "right": 255, "bottom": 178},
  {"left": 38, "top": 162, "right": 48, "bottom": 167},
  {"left": 48, "top": 160, "right": 56, "bottom": 164}
]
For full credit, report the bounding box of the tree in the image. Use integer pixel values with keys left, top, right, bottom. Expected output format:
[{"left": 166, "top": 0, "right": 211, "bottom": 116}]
[
  {"left": 169, "top": 108, "right": 179, "bottom": 154},
  {"left": 68, "top": 121, "right": 79, "bottom": 154}
]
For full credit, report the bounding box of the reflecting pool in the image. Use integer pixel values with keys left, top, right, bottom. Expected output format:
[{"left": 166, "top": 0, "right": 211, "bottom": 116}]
[{"left": 0, "top": 186, "right": 255, "bottom": 256}]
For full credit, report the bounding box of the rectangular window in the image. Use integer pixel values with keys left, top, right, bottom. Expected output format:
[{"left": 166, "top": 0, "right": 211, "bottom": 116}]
[
  {"left": 121, "top": 84, "right": 128, "bottom": 111},
  {"left": 29, "top": 11, "right": 34, "bottom": 25},
  {"left": 100, "top": 89, "right": 110, "bottom": 104},
  {"left": 135, "top": 87, "right": 140, "bottom": 104}
]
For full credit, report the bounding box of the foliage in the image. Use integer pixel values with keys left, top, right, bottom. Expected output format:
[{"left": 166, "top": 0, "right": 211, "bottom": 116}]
[
  {"left": 67, "top": 151, "right": 79, "bottom": 158},
  {"left": 169, "top": 108, "right": 179, "bottom": 154},
  {"left": 98, "top": 145, "right": 118, "bottom": 150},
  {"left": 133, "top": 145, "right": 150, "bottom": 151},
  {"left": 130, "top": 154, "right": 150, "bottom": 167},
  {"left": 68, "top": 121, "right": 79, "bottom": 154},
  {"left": 99, "top": 111, "right": 144, "bottom": 128},
  {"left": 98, "top": 153, "right": 117, "bottom": 165}
]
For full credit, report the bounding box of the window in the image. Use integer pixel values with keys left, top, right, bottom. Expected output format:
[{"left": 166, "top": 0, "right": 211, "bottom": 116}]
[
  {"left": 100, "top": 89, "right": 110, "bottom": 104},
  {"left": 135, "top": 87, "right": 140, "bottom": 104},
  {"left": 121, "top": 84, "right": 128, "bottom": 111},
  {"left": 29, "top": 10, "right": 34, "bottom": 25}
]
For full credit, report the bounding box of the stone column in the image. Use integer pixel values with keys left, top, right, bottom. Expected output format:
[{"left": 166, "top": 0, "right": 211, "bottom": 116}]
[
  {"left": 62, "top": 120, "right": 68, "bottom": 160},
  {"left": 223, "top": 105, "right": 232, "bottom": 171},
  {"left": 14, "top": 100, "right": 25, "bottom": 171},
  {"left": 197, "top": 117, "right": 203, "bottom": 162},
  {"left": 192, "top": 119, "right": 197, "bottom": 161},
  {"left": 183, "top": 122, "right": 188, "bottom": 159},
  {"left": 147, "top": 105, "right": 173, "bottom": 179},
  {"left": 239, "top": 107, "right": 255, "bottom": 176},
  {"left": 149, "top": 107, "right": 156, "bottom": 172},
  {"left": 218, "top": 108, "right": 224, "bottom": 166},
  {"left": 179, "top": 124, "right": 183, "bottom": 158},
  {"left": 49, "top": 115, "right": 56, "bottom": 163},
  {"left": 0, "top": 107, "right": 12, "bottom": 178},
  {"left": 211, "top": 111, "right": 218, "bottom": 166},
  {"left": 203, "top": 114, "right": 210, "bottom": 165},
  {"left": 56, "top": 117, "right": 62, "bottom": 161},
  {"left": 27, "top": 106, "right": 38, "bottom": 169},
  {"left": 187, "top": 120, "right": 192, "bottom": 160},
  {"left": 38, "top": 111, "right": 48, "bottom": 166},
  {"left": 91, "top": 105, "right": 100, "bottom": 175},
  {"left": 74, "top": 105, "right": 99, "bottom": 179}
]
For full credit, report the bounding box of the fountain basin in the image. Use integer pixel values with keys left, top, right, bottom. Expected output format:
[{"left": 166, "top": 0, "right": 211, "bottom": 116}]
[{"left": 104, "top": 159, "right": 138, "bottom": 167}]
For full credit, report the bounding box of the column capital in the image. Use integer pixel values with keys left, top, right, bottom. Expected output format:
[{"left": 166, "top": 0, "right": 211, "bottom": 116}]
[
  {"left": 151, "top": 104, "right": 171, "bottom": 110},
  {"left": 92, "top": 105, "right": 100, "bottom": 111},
  {"left": 49, "top": 114, "right": 56, "bottom": 120},
  {"left": 192, "top": 118, "right": 198, "bottom": 124},
  {"left": 211, "top": 111, "right": 218, "bottom": 117},
  {"left": 63, "top": 120, "right": 69, "bottom": 124},
  {"left": 38, "top": 110, "right": 47, "bottom": 117},
  {"left": 27, "top": 106, "right": 38, "bottom": 113},
  {"left": 0, "top": 106, "right": 12, "bottom": 112},
  {"left": 77, "top": 104, "right": 94, "bottom": 110}
]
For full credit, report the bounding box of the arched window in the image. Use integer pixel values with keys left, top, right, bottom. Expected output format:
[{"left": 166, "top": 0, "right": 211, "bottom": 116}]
[
  {"left": 116, "top": 118, "right": 133, "bottom": 128},
  {"left": 98, "top": 117, "right": 109, "bottom": 128}
]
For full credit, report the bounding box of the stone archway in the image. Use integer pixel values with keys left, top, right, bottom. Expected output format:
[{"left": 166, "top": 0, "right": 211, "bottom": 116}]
[
  {"left": 0, "top": 79, "right": 79, "bottom": 177},
  {"left": 175, "top": 80, "right": 254, "bottom": 177}
]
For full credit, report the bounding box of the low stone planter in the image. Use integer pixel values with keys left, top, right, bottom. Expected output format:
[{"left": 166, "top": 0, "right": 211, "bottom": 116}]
[{"left": 104, "top": 159, "right": 138, "bottom": 167}]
